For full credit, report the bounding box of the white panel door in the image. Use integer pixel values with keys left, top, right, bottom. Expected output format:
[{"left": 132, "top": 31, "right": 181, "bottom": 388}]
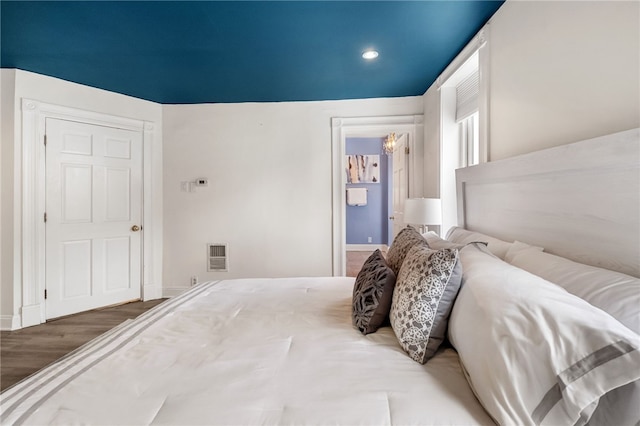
[
  {"left": 45, "top": 118, "right": 142, "bottom": 319},
  {"left": 392, "top": 133, "right": 409, "bottom": 238}
]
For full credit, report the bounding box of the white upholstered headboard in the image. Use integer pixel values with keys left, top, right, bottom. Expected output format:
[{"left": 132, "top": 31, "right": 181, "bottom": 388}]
[{"left": 456, "top": 128, "right": 640, "bottom": 277}]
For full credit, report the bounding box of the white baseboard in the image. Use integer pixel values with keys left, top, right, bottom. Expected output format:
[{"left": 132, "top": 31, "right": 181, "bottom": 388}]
[
  {"left": 0, "top": 314, "right": 21, "bottom": 331},
  {"left": 21, "top": 304, "right": 42, "bottom": 328},
  {"left": 346, "top": 244, "right": 389, "bottom": 252}
]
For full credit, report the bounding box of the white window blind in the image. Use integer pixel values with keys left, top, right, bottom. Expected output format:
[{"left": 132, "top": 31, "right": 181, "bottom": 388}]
[{"left": 455, "top": 70, "right": 479, "bottom": 122}]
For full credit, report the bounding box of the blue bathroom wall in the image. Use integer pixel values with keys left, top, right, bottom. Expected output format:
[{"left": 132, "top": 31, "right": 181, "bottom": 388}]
[{"left": 346, "top": 137, "right": 391, "bottom": 245}]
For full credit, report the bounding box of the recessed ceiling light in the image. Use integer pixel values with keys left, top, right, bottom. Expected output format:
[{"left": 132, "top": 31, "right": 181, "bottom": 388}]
[{"left": 362, "top": 50, "right": 379, "bottom": 60}]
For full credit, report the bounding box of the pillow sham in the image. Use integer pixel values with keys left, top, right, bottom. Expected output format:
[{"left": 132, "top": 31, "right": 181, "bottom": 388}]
[
  {"left": 506, "top": 247, "right": 640, "bottom": 334},
  {"left": 448, "top": 244, "right": 640, "bottom": 426},
  {"left": 385, "top": 226, "right": 428, "bottom": 276},
  {"left": 421, "top": 231, "right": 466, "bottom": 250},
  {"left": 390, "top": 244, "right": 462, "bottom": 364},
  {"left": 504, "top": 240, "right": 544, "bottom": 263},
  {"left": 422, "top": 231, "right": 492, "bottom": 254},
  {"left": 506, "top": 242, "right": 640, "bottom": 426},
  {"left": 445, "top": 226, "right": 513, "bottom": 259},
  {"left": 352, "top": 250, "right": 396, "bottom": 335},
  {"left": 587, "top": 381, "right": 640, "bottom": 426}
]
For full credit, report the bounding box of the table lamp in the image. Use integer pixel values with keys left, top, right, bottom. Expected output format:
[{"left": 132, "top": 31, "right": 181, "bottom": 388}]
[{"left": 403, "top": 198, "right": 442, "bottom": 234}]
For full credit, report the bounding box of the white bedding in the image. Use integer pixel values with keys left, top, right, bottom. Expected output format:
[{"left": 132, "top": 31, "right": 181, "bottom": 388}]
[
  {"left": 449, "top": 244, "right": 640, "bottom": 425},
  {"left": 1, "top": 277, "right": 492, "bottom": 425}
]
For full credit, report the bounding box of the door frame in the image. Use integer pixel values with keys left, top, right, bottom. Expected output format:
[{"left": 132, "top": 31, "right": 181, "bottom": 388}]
[
  {"left": 391, "top": 132, "right": 410, "bottom": 241},
  {"left": 331, "top": 115, "right": 424, "bottom": 276},
  {"left": 18, "top": 99, "right": 162, "bottom": 328}
]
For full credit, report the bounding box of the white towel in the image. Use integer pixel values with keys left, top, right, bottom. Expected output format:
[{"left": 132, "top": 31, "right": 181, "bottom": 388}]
[{"left": 347, "top": 187, "right": 367, "bottom": 206}]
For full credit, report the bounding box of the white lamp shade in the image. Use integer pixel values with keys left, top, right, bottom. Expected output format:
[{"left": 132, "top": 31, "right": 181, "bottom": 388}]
[{"left": 403, "top": 198, "right": 442, "bottom": 226}]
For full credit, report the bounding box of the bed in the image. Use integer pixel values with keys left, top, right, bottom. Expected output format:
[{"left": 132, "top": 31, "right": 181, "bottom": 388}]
[{"left": 2, "top": 129, "right": 639, "bottom": 425}]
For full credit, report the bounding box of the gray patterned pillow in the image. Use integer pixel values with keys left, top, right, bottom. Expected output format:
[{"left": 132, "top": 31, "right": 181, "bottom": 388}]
[
  {"left": 352, "top": 250, "right": 396, "bottom": 335},
  {"left": 386, "top": 226, "right": 428, "bottom": 276},
  {"left": 390, "top": 244, "right": 462, "bottom": 364}
]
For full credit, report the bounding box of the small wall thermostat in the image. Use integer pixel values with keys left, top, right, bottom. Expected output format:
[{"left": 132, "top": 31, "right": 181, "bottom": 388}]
[{"left": 195, "top": 178, "right": 208, "bottom": 187}]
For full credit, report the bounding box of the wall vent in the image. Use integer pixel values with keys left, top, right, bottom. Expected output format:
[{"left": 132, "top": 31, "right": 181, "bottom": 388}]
[{"left": 207, "top": 243, "right": 228, "bottom": 272}]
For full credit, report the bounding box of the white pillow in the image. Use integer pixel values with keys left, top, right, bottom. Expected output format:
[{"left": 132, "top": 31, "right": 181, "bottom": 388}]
[
  {"left": 504, "top": 240, "right": 544, "bottom": 263},
  {"left": 506, "top": 247, "right": 640, "bottom": 335},
  {"left": 448, "top": 244, "right": 640, "bottom": 426},
  {"left": 445, "top": 226, "right": 513, "bottom": 260},
  {"left": 421, "top": 231, "right": 466, "bottom": 250},
  {"left": 506, "top": 249, "right": 640, "bottom": 426}
]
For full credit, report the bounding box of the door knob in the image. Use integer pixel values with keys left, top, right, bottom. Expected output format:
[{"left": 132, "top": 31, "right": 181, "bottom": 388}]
[
  {"left": 131, "top": 225, "right": 141, "bottom": 232},
  {"left": 389, "top": 216, "right": 395, "bottom": 220}
]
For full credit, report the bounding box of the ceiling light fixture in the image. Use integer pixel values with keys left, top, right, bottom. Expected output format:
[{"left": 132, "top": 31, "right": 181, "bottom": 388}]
[
  {"left": 362, "top": 50, "right": 379, "bottom": 60},
  {"left": 383, "top": 132, "right": 396, "bottom": 154}
]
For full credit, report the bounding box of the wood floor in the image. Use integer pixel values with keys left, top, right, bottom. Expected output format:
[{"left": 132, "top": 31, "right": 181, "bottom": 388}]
[
  {"left": 347, "top": 250, "right": 386, "bottom": 277},
  {"left": 0, "top": 298, "right": 166, "bottom": 392}
]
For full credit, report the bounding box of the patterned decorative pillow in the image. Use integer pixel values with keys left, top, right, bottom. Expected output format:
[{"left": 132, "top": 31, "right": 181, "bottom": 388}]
[
  {"left": 385, "top": 226, "right": 428, "bottom": 276},
  {"left": 352, "top": 250, "right": 396, "bottom": 335},
  {"left": 390, "top": 244, "right": 462, "bottom": 364}
]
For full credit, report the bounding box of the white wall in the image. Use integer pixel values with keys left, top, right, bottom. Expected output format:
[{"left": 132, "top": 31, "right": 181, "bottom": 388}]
[
  {"left": 422, "top": 86, "right": 440, "bottom": 200},
  {"left": 162, "top": 97, "right": 423, "bottom": 292},
  {"left": 1, "top": 69, "right": 16, "bottom": 326},
  {"left": 487, "top": 0, "right": 640, "bottom": 160},
  {"left": 0, "top": 69, "right": 163, "bottom": 329},
  {"left": 6, "top": 0, "right": 636, "bottom": 317},
  {"left": 438, "top": 87, "right": 460, "bottom": 236},
  {"left": 423, "top": 0, "right": 640, "bottom": 234}
]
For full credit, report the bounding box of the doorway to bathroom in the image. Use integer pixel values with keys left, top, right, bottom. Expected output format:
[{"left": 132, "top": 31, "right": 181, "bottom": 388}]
[
  {"left": 345, "top": 137, "right": 392, "bottom": 276},
  {"left": 331, "top": 115, "right": 423, "bottom": 277},
  {"left": 344, "top": 133, "right": 412, "bottom": 277}
]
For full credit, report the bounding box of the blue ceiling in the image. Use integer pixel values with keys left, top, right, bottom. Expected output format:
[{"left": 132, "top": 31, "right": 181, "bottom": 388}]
[{"left": 1, "top": 1, "right": 504, "bottom": 104}]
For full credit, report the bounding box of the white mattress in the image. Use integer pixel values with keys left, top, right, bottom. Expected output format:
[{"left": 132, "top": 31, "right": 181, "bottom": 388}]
[{"left": 1, "top": 277, "right": 493, "bottom": 425}]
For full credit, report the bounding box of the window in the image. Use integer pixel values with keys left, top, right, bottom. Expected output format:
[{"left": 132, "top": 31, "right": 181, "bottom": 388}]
[
  {"left": 438, "top": 52, "right": 480, "bottom": 233},
  {"left": 455, "top": 70, "right": 479, "bottom": 167},
  {"left": 459, "top": 112, "right": 479, "bottom": 167}
]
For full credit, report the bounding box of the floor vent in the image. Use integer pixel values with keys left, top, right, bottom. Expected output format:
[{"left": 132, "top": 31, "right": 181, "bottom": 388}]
[{"left": 207, "top": 243, "right": 228, "bottom": 272}]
